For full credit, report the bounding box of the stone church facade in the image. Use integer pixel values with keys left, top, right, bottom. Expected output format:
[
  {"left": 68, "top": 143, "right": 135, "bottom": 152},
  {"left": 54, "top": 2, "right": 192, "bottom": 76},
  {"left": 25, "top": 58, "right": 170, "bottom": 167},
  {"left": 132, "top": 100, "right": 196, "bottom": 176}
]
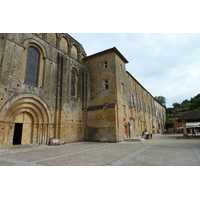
[{"left": 0, "top": 33, "right": 166, "bottom": 148}]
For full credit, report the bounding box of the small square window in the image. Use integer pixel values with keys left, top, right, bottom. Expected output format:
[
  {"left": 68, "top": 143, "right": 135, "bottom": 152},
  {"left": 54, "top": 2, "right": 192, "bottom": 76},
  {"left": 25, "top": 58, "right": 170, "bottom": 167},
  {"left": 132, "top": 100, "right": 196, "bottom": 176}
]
[{"left": 104, "top": 61, "right": 108, "bottom": 68}]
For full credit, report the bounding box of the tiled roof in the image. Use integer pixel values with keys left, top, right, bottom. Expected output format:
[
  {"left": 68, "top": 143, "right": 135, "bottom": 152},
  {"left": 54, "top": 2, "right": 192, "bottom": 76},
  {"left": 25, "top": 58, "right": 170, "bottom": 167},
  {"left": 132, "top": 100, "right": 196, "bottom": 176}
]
[
  {"left": 173, "top": 111, "right": 192, "bottom": 117},
  {"left": 176, "top": 111, "right": 200, "bottom": 122}
]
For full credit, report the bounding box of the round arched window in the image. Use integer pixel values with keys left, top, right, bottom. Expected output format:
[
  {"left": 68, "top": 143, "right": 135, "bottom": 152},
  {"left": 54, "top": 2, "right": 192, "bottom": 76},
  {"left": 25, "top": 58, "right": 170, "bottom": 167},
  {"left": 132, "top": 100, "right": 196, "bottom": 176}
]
[{"left": 24, "top": 46, "right": 40, "bottom": 86}]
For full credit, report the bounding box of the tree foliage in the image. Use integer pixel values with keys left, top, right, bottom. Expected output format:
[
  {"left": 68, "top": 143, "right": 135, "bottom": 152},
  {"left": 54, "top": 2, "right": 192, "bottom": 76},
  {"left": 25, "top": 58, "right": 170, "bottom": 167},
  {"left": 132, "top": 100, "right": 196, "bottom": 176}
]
[
  {"left": 166, "top": 107, "right": 173, "bottom": 115},
  {"left": 154, "top": 96, "right": 166, "bottom": 107},
  {"left": 171, "top": 93, "right": 200, "bottom": 110},
  {"left": 172, "top": 102, "right": 181, "bottom": 109}
]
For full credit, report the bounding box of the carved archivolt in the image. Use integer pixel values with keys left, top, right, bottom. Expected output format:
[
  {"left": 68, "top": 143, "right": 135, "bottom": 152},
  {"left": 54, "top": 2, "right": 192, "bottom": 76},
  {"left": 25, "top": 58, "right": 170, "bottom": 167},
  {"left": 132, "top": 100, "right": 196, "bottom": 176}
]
[{"left": 0, "top": 94, "right": 51, "bottom": 124}]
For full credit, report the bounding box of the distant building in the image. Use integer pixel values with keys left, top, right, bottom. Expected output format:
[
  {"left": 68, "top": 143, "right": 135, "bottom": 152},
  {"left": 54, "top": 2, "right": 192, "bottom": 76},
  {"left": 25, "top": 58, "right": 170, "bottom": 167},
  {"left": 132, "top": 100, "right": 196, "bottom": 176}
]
[
  {"left": 172, "top": 108, "right": 191, "bottom": 133},
  {"left": 0, "top": 33, "right": 166, "bottom": 148},
  {"left": 175, "top": 110, "right": 200, "bottom": 136}
]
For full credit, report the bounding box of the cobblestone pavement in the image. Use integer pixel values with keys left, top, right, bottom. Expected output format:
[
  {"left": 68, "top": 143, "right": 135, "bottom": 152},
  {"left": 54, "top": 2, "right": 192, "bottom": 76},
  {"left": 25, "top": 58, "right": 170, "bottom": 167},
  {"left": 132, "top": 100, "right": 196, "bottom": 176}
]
[{"left": 1, "top": 133, "right": 200, "bottom": 166}]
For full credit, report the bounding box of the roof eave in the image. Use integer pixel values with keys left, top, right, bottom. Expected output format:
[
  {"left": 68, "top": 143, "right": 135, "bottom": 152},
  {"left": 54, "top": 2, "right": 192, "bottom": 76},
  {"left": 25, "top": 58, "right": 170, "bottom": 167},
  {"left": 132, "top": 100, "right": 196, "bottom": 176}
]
[{"left": 83, "top": 47, "right": 129, "bottom": 63}]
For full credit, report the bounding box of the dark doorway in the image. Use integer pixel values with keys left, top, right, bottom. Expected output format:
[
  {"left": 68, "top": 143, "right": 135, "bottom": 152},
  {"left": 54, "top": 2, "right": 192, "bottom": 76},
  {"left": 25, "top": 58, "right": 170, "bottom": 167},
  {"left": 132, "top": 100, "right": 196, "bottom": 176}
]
[{"left": 13, "top": 123, "right": 23, "bottom": 145}]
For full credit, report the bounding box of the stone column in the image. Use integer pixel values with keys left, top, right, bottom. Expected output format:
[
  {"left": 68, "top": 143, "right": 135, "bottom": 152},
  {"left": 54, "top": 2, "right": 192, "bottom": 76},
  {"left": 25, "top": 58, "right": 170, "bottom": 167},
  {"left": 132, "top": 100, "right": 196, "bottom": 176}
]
[{"left": 183, "top": 120, "right": 188, "bottom": 137}]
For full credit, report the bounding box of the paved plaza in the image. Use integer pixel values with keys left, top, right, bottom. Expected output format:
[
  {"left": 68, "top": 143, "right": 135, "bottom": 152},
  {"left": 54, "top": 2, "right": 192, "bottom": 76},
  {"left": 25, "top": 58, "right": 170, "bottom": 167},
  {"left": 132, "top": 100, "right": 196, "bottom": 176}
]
[{"left": 1, "top": 133, "right": 200, "bottom": 166}]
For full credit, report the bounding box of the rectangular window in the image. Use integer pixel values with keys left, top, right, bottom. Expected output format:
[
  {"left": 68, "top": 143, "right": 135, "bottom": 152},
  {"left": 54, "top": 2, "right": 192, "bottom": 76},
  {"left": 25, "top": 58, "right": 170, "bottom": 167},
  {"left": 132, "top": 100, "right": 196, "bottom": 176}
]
[
  {"left": 104, "top": 80, "right": 109, "bottom": 90},
  {"left": 130, "top": 94, "right": 133, "bottom": 107},
  {"left": 138, "top": 99, "right": 142, "bottom": 110},
  {"left": 122, "top": 105, "right": 126, "bottom": 115},
  {"left": 148, "top": 105, "right": 151, "bottom": 114},
  {"left": 120, "top": 64, "right": 123, "bottom": 72},
  {"left": 121, "top": 82, "right": 125, "bottom": 95},
  {"left": 134, "top": 96, "right": 137, "bottom": 108},
  {"left": 143, "top": 102, "right": 146, "bottom": 112}
]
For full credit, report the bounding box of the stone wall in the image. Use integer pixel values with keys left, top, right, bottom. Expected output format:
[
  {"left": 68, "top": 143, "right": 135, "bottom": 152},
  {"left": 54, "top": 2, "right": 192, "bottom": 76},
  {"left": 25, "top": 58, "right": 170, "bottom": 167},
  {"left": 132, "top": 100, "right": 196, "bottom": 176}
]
[
  {"left": 84, "top": 47, "right": 166, "bottom": 141},
  {"left": 0, "top": 33, "right": 166, "bottom": 148},
  {"left": 0, "top": 33, "right": 87, "bottom": 148}
]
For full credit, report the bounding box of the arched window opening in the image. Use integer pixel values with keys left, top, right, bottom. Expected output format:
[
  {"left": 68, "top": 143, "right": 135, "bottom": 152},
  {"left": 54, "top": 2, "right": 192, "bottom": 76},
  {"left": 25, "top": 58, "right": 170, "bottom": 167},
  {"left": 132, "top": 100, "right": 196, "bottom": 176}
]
[
  {"left": 46, "top": 33, "right": 57, "bottom": 47},
  {"left": 71, "top": 45, "right": 78, "bottom": 60},
  {"left": 60, "top": 37, "right": 68, "bottom": 54},
  {"left": 24, "top": 46, "right": 40, "bottom": 86},
  {"left": 71, "top": 68, "right": 78, "bottom": 97}
]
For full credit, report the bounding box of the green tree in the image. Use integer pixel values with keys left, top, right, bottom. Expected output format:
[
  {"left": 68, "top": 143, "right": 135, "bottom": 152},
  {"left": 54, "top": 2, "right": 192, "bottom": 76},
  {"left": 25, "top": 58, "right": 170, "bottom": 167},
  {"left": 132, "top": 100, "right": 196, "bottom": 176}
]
[
  {"left": 171, "top": 93, "right": 200, "bottom": 110},
  {"left": 190, "top": 95, "right": 200, "bottom": 110},
  {"left": 172, "top": 102, "right": 181, "bottom": 109},
  {"left": 180, "top": 99, "right": 191, "bottom": 108},
  {"left": 154, "top": 96, "right": 166, "bottom": 107},
  {"left": 166, "top": 107, "right": 173, "bottom": 115}
]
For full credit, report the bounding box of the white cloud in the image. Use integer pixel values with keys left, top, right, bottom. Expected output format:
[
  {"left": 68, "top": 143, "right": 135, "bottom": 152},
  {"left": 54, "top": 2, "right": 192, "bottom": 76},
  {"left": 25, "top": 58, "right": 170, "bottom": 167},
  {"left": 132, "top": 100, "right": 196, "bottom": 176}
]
[{"left": 70, "top": 33, "right": 200, "bottom": 108}]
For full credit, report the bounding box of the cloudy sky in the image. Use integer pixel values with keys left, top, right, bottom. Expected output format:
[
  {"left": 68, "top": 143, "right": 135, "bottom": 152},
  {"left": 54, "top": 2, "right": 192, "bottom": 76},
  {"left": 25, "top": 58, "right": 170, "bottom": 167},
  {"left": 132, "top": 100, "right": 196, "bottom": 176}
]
[
  {"left": 3, "top": 0, "right": 200, "bottom": 196},
  {"left": 70, "top": 33, "right": 200, "bottom": 108},
  {"left": 3, "top": 1, "right": 200, "bottom": 108}
]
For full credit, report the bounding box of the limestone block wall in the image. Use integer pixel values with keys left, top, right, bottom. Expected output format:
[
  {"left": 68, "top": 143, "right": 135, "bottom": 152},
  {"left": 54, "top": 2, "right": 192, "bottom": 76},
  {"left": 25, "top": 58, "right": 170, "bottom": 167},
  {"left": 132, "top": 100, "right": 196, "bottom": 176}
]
[
  {"left": 83, "top": 49, "right": 118, "bottom": 142},
  {"left": 114, "top": 53, "right": 131, "bottom": 140},
  {"left": 84, "top": 51, "right": 117, "bottom": 105},
  {"left": 0, "top": 33, "right": 87, "bottom": 148},
  {"left": 85, "top": 106, "right": 116, "bottom": 142},
  {"left": 0, "top": 33, "right": 166, "bottom": 148},
  {"left": 115, "top": 54, "right": 166, "bottom": 139}
]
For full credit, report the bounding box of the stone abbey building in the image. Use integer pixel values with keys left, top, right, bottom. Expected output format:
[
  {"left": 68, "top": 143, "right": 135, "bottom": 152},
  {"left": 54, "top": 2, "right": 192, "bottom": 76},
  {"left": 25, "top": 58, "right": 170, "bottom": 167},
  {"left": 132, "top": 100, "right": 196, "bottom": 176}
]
[{"left": 0, "top": 33, "right": 166, "bottom": 148}]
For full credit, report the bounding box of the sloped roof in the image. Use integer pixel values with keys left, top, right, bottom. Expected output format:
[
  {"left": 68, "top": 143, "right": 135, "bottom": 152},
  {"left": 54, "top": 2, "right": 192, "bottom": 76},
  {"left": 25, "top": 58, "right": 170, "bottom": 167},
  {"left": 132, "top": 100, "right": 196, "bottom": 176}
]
[
  {"left": 83, "top": 47, "right": 129, "bottom": 63},
  {"left": 173, "top": 107, "right": 189, "bottom": 113},
  {"left": 173, "top": 110, "right": 192, "bottom": 118},
  {"left": 176, "top": 111, "right": 200, "bottom": 122}
]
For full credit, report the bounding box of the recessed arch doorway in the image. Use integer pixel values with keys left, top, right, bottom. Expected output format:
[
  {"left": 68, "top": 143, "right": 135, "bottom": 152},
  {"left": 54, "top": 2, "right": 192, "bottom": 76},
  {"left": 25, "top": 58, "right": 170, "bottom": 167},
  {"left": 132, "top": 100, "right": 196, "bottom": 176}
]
[
  {"left": 1, "top": 95, "right": 51, "bottom": 146},
  {"left": 13, "top": 112, "right": 34, "bottom": 145}
]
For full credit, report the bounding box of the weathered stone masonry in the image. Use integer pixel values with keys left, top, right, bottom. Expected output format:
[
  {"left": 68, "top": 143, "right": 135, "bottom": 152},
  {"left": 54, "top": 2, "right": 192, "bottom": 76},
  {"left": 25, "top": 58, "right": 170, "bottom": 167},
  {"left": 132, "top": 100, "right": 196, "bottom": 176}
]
[{"left": 0, "top": 33, "right": 166, "bottom": 148}]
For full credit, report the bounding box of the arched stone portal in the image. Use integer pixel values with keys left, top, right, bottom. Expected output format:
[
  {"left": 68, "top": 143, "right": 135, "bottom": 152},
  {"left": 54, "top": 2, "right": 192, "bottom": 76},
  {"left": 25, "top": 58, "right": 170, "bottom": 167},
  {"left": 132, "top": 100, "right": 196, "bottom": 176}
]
[{"left": 0, "top": 95, "right": 52, "bottom": 147}]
